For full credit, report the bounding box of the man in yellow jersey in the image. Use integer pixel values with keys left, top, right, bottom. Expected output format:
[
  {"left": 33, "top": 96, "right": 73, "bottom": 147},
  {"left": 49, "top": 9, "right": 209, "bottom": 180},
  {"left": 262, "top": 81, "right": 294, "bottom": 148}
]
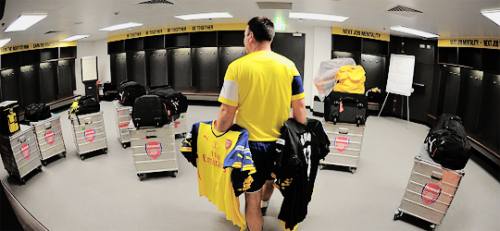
[{"left": 216, "top": 16, "right": 307, "bottom": 231}]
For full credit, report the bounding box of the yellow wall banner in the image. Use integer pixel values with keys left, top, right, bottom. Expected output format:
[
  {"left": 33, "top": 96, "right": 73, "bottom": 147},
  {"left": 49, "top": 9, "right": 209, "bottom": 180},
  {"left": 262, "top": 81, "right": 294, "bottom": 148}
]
[
  {"left": 1, "top": 41, "right": 77, "bottom": 55},
  {"left": 438, "top": 38, "right": 500, "bottom": 50},
  {"left": 108, "top": 23, "right": 247, "bottom": 42},
  {"left": 332, "top": 27, "right": 390, "bottom": 42}
]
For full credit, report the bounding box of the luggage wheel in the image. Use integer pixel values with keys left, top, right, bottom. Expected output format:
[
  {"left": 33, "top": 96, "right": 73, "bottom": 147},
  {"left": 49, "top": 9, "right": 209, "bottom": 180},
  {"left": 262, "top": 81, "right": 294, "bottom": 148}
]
[
  {"left": 393, "top": 209, "right": 403, "bottom": 220},
  {"left": 319, "top": 164, "right": 325, "bottom": 170},
  {"left": 103, "top": 148, "right": 108, "bottom": 154},
  {"left": 122, "top": 143, "right": 127, "bottom": 149},
  {"left": 171, "top": 171, "right": 178, "bottom": 178},
  {"left": 38, "top": 166, "right": 42, "bottom": 171},
  {"left": 80, "top": 155, "right": 85, "bottom": 161},
  {"left": 429, "top": 224, "right": 437, "bottom": 231},
  {"left": 138, "top": 173, "right": 146, "bottom": 181},
  {"left": 41, "top": 160, "right": 47, "bottom": 166},
  {"left": 20, "top": 178, "right": 25, "bottom": 184},
  {"left": 61, "top": 151, "right": 67, "bottom": 158},
  {"left": 349, "top": 167, "right": 357, "bottom": 174}
]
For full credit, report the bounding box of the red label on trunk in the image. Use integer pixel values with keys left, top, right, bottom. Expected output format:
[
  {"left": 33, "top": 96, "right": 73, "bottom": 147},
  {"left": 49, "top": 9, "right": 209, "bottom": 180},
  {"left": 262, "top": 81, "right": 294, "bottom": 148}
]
[
  {"left": 45, "top": 131, "right": 55, "bottom": 145},
  {"left": 145, "top": 142, "right": 162, "bottom": 159}
]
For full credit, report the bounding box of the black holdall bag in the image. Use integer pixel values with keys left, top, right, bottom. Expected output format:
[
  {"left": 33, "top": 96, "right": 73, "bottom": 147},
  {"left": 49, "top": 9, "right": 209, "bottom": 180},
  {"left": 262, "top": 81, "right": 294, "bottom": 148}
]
[
  {"left": 25, "top": 103, "right": 51, "bottom": 122},
  {"left": 424, "top": 114, "right": 471, "bottom": 170},
  {"left": 132, "top": 95, "right": 169, "bottom": 129},
  {"left": 77, "top": 96, "right": 100, "bottom": 115},
  {"left": 324, "top": 91, "right": 368, "bottom": 126},
  {"left": 118, "top": 80, "right": 147, "bottom": 106},
  {"left": 148, "top": 85, "right": 188, "bottom": 116}
]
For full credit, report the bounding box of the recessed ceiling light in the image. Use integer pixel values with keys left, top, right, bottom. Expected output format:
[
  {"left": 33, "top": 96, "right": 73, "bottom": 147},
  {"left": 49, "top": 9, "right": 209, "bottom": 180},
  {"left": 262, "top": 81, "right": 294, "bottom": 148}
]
[
  {"left": 5, "top": 14, "right": 47, "bottom": 32},
  {"left": 482, "top": 9, "right": 500, "bottom": 27},
  {"left": 99, "top": 22, "right": 143, "bottom": 31},
  {"left": 390, "top": 26, "right": 439, "bottom": 38},
  {"left": 289, "top": 12, "right": 348, "bottom": 22},
  {"left": 0, "top": 38, "right": 12, "bottom": 48},
  {"left": 60, "top": 35, "right": 90, "bottom": 42},
  {"left": 175, "top": 12, "right": 232, "bottom": 20}
]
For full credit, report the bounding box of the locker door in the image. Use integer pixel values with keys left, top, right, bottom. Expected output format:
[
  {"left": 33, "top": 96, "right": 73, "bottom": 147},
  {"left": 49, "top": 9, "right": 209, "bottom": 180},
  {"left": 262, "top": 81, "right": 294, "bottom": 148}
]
[
  {"left": 219, "top": 47, "right": 246, "bottom": 88},
  {"left": 169, "top": 48, "right": 195, "bottom": 92},
  {"left": 39, "top": 62, "right": 58, "bottom": 103},
  {"left": 148, "top": 50, "right": 168, "bottom": 87},
  {"left": 58, "top": 60, "right": 75, "bottom": 98},
  {"left": 402, "top": 63, "right": 435, "bottom": 122},
  {"left": 360, "top": 54, "right": 386, "bottom": 90},
  {"left": 19, "top": 65, "right": 40, "bottom": 107},
  {"left": 1, "top": 68, "right": 20, "bottom": 102},
  {"left": 272, "top": 33, "right": 306, "bottom": 78},
  {"left": 192, "top": 47, "right": 218, "bottom": 93},
  {"left": 479, "top": 73, "right": 500, "bottom": 150},
  {"left": 127, "top": 51, "right": 147, "bottom": 86},
  {"left": 442, "top": 66, "right": 461, "bottom": 114},
  {"left": 461, "top": 69, "right": 484, "bottom": 134},
  {"left": 110, "top": 53, "right": 127, "bottom": 88}
]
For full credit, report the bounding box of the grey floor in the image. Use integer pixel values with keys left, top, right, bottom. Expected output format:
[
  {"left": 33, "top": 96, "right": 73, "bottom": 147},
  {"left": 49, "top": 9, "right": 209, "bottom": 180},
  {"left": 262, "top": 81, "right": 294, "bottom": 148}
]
[{"left": 1, "top": 101, "right": 499, "bottom": 231}]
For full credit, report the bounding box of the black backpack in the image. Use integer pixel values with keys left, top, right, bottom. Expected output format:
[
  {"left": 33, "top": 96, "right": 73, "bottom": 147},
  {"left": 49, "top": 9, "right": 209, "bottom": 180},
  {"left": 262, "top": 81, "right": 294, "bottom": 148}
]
[
  {"left": 424, "top": 114, "right": 471, "bottom": 170},
  {"left": 25, "top": 103, "right": 51, "bottom": 122},
  {"left": 132, "top": 95, "right": 169, "bottom": 129},
  {"left": 76, "top": 96, "right": 100, "bottom": 115},
  {"left": 148, "top": 85, "right": 188, "bottom": 116},
  {"left": 118, "top": 81, "right": 147, "bottom": 106}
]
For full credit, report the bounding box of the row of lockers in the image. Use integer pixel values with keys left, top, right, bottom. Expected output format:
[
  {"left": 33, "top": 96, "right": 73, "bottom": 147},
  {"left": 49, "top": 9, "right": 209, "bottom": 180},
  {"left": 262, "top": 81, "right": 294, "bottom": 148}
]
[
  {"left": 0, "top": 59, "right": 76, "bottom": 107},
  {"left": 439, "top": 66, "right": 500, "bottom": 152},
  {"left": 110, "top": 47, "right": 247, "bottom": 93},
  {"left": 110, "top": 33, "right": 306, "bottom": 94},
  {"left": 1, "top": 47, "right": 77, "bottom": 69}
]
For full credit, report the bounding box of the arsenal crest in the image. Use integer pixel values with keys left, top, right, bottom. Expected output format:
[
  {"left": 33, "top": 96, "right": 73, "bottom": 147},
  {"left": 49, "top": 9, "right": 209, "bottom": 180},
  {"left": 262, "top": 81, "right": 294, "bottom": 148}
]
[
  {"left": 21, "top": 143, "right": 30, "bottom": 159},
  {"left": 45, "top": 131, "right": 55, "bottom": 145},
  {"left": 421, "top": 183, "right": 442, "bottom": 205},
  {"left": 145, "top": 141, "right": 162, "bottom": 159},
  {"left": 84, "top": 129, "right": 96, "bottom": 143},
  {"left": 225, "top": 139, "right": 232, "bottom": 150},
  {"left": 334, "top": 137, "right": 350, "bottom": 153}
]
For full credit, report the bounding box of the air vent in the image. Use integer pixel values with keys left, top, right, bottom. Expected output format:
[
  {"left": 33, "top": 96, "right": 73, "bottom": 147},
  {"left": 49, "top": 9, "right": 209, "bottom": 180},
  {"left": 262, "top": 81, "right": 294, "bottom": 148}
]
[
  {"left": 257, "top": 2, "right": 292, "bottom": 10},
  {"left": 387, "top": 5, "right": 423, "bottom": 18},
  {"left": 44, "top": 31, "right": 61, "bottom": 34},
  {"left": 138, "top": 0, "right": 173, "bottom": 5}
]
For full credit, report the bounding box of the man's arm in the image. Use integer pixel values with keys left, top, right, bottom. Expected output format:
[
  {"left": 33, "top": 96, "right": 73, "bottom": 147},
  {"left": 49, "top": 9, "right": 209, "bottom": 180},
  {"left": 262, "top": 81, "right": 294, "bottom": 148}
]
[
  {"left": 291, "top": 98, "right": 306, "bottom": 124},
  {"left": 216, "top": 103, "right": 237, "bottom": 133}
]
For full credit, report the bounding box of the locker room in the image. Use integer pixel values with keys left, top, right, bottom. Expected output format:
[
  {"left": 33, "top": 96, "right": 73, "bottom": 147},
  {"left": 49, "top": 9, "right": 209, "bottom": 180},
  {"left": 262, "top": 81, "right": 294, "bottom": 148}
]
[{"left": 0, "top": 0, "right": 499, "bottom": 231}]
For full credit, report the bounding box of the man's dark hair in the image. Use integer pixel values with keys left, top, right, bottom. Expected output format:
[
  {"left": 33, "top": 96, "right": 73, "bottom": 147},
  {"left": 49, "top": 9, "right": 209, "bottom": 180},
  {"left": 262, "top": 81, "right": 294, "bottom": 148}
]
[{"left": 247, "top": 16, "right": 275, "bottom": 42}]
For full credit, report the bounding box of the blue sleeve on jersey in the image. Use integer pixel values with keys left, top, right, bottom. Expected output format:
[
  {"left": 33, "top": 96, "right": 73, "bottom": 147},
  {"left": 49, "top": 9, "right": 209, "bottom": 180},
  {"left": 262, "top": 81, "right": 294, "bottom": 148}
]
[
  {"left": 222, "top": 130, "right": 248, "bottom": 169},
  {"left": 180, "top": 122, "right": 199, "bottom": 167},
  {"left": 292, "top": 76, "right": 304, "bottom": 96}
]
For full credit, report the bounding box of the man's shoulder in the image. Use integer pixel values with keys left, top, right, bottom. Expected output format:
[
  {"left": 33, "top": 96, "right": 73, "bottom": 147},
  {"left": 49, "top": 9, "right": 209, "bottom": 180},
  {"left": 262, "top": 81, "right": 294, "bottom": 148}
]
[{"left": 269, "top": 52, "right": 295, "bottom": 66}]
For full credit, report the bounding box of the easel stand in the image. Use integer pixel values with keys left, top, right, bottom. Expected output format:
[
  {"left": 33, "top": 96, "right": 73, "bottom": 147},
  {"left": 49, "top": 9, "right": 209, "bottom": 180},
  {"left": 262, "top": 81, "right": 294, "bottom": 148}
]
[{"left": 378, "top": 93, "right": 410, "bottom": 125}]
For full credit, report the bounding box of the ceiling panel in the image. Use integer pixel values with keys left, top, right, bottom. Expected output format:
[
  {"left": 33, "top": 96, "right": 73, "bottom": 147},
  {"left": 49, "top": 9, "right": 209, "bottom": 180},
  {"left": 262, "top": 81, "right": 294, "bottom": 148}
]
[{"left": 0, "top": 0, "right": 498, "bottom": 45}]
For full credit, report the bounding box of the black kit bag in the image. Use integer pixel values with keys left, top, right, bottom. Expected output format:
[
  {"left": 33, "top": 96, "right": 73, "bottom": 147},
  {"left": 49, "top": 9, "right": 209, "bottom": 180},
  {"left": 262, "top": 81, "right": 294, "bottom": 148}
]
[
  {"left": 118, "top": 81, "right": 147, "bottom": 106},
  {"left": 324, "top": 91, "right": 367, "bottom": 126},
  {"left": 25, "top": 103, "right": 51, "bottom": 122},
  {"left": 75, "top": 96, "right": 100, "bottom": 115},
  {"left": 424, "top": 114, "right": 471, "bottom": 170},
  {"left": 148, "top": 85, "right": 188, "bottom": 116},
  {"left": 132, "top": 95, "right": 169, "bottom": 129}
]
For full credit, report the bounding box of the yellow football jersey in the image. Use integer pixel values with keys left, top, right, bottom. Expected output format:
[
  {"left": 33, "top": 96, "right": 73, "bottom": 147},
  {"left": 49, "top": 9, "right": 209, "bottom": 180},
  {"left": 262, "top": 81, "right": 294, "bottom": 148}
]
[
  {"left": 181, "top": 120, "right": 256, "bottom": 231},
  {"left": 218, "top": 50, "right": 305, "bottom": 141}
]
